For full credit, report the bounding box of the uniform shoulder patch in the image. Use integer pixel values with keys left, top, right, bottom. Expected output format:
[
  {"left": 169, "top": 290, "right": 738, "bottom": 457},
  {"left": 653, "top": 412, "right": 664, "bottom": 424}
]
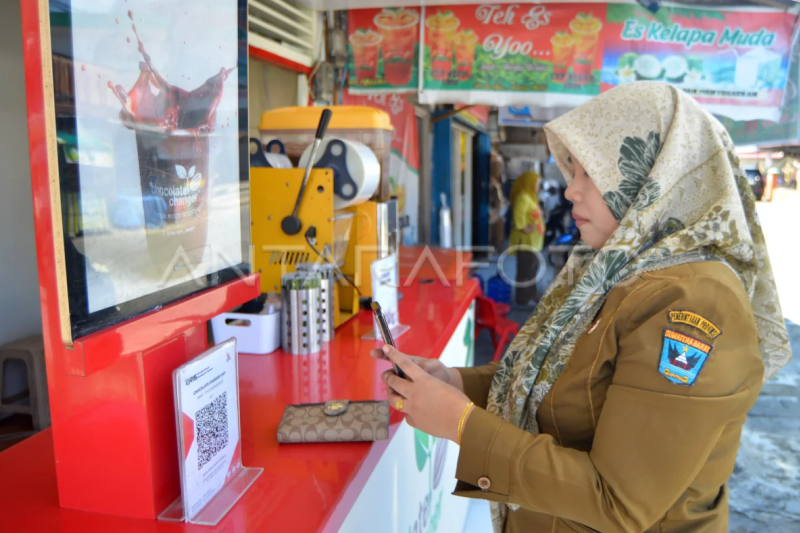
[
  {"left": 658, "top": 328, "right": 713, "bottom": 386},
  {"left": 668, "top": 310, "right": 721, "bottom": 340}
]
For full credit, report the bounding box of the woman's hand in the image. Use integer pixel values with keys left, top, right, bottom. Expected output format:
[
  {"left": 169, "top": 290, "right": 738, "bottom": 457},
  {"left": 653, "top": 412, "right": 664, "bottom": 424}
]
[
  {"left": 378, "top": 345, "right": 472, "bottom": 443},
  {"left": 369, "top": 346, "right": 463, "bottom": 391}
]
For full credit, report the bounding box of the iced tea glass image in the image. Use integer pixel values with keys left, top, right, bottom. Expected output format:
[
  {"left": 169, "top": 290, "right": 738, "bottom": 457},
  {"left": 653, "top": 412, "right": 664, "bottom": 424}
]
[
  {"left": 569, "top": 13, "right": 602, "bottom": 78},
  {"left": 374, "top": 8, "right": 419, "bottom": 87},
  {"left": 349, "top": 30, "right": 383, "bottom": 84},
  {"left": 426, "top": 11, "right": 460, "bottom": 81},
  {"left": 550, "top": 32, "right": 575, "bottom": 81},
  {"left": 453, "top": 30, "right": 478, "bottom": 81}
]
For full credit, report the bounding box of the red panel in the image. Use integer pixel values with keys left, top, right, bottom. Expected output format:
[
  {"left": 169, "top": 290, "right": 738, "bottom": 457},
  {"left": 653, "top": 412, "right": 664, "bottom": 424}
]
[
  {"left": 21, "top": 0, "right": 260, "bottom": 519},
  {"left": 143, "top": 334, "right": 190, "bottom": 514},
  {"left": 0, "top": 279, "right": 479, "bottom": 531},
  {"left": 248, "top": 45, "right": 313, "bottom": 74},
  {"left": 54, "top": 353, "right": 155, "bottom": 517},
  {"left": 398, "top": 246, "right": 473, "bottom": 285},
  {"left": 68, "top": 277, "right": 261, "bottom": 377}
]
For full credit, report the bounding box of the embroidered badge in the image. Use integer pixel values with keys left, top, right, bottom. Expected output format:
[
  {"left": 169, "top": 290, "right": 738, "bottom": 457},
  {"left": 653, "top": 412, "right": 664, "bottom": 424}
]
[
  {"left": 659, "top": 328, "right": 713, "bottom": 386},
  {"left": 668, "top": 310, "right": 721, "bottom": 340}
]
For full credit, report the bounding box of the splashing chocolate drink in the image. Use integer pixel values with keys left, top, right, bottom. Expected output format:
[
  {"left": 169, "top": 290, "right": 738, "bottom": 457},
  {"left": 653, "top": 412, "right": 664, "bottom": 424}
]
[{"left": 109, "top": 11, "right": 234, "bottom": 277}]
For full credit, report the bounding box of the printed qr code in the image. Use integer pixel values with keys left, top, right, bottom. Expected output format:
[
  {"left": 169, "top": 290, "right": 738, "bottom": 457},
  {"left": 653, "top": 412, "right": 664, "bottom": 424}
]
[{"left": 196, "top": 392, "right": 229, "bottom": 470}]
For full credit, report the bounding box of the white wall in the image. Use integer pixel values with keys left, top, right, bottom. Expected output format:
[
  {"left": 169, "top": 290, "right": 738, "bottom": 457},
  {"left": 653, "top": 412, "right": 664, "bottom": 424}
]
[
  {"left": 248, "top": 58, "right": 299, "bottom": 139},
  {"left": 0, "top": 2, "right": 43, "bottom": 400}
]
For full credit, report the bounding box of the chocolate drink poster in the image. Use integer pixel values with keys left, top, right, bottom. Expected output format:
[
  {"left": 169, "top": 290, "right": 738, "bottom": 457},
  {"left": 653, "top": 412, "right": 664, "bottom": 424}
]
[{"left": 68, "top": 0, "right": 243, "bottom": 314}]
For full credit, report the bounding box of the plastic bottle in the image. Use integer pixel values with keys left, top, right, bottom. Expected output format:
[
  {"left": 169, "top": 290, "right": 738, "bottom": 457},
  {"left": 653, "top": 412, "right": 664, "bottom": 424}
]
[{"left": 439, "top": 192, "right": 453, "bottom": 249}]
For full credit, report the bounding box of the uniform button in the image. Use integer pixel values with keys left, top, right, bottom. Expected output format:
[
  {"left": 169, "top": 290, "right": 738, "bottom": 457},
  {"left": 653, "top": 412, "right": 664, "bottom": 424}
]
[{"left": 478, "top": 476, "right": 491, "bottom": 491}]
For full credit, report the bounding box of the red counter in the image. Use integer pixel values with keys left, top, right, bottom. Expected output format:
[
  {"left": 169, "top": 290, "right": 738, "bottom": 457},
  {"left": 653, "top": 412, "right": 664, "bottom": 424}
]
[
  {"left": 398, "top": 246, "right": 473, "bottom": 284},
  {"left": 0, "top": 279, "right": 478, "bottom": 532}
]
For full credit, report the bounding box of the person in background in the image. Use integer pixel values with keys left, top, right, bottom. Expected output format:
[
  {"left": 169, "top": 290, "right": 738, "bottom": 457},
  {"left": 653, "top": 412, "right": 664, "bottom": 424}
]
[
  {"left": 509, "top": 171, "right": 544, "bottom": 305},
  {"left": 488, "top": 152, "right": 509, "bottom": 254},
  {"left": 371, "top": 82, "right": 791, "bottom": 532}
]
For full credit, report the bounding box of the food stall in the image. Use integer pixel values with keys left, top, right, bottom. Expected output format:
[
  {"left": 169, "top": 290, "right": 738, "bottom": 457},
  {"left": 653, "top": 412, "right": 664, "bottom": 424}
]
[
  {"left": 2, "top": 0, "right": 477, "bottom": 531},
  {"left": 5, "top": 0, "right": 799, "bottom": 531}
]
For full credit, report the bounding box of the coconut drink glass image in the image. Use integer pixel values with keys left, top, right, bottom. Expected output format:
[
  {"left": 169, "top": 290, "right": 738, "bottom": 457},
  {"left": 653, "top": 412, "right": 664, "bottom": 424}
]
[
  {"left": 349, "top": 29, "right": 383, "bottom": 84},
  {"left": 551, "top": 32, "right": 575, "bottom": 81},
  {"left": 109, "top": 12, "right": 232, "bottom": 277},
  {"left": 453, "top": 30, "right": 478, "bottom": 81},
  {"left": 426, "top": 11, "right": 460, "bottom": 81},
  {"left": 373, "top": 8, "right": 419, "bottom": 87},
  {"left": 569, "top": 12, "right": 602, "bottom": 79}
]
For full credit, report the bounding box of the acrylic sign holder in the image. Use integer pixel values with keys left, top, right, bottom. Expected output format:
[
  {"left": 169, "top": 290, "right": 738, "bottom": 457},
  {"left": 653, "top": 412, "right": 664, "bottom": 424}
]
[{"left": 159, "top": 339, "right": 262, "bottom": 525}]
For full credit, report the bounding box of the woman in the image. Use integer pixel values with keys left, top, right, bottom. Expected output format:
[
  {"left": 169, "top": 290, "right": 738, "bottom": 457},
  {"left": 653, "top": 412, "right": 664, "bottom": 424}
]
[
  {"left": 508, "top": 170, "right": 545, "bottom": 304},
  {"left": 488, "top": 152, "right": 509, "bottom": 254},
  {"left": 371, "top": 82, "right": 791, "bottom": 532}
]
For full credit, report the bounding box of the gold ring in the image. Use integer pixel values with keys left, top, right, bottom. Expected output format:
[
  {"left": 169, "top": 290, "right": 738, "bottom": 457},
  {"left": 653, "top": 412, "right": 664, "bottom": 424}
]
[{"left": 396, "top": 399, "right": 404, "bottom": 411}]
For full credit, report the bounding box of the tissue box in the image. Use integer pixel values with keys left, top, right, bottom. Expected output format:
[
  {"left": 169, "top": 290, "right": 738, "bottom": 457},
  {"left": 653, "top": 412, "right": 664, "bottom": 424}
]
[{"left": 211, "top": 311, "right": 280, "bottom": 354}]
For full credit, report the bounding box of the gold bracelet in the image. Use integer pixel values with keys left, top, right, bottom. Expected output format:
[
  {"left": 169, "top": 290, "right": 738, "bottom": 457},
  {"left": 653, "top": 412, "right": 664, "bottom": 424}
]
[{"left": 457, "top": 401, "right": 474, "bottom": 444}]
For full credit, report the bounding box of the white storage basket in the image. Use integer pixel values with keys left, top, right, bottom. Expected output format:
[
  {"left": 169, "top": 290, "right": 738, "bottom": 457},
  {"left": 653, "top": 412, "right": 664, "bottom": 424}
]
[{"left": 211, "top": 311, "right": 280, "bottom": 355}]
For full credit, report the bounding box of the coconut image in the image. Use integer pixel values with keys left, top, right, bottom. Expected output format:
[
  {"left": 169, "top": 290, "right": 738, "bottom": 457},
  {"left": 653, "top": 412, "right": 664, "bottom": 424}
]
[
  {"left": 634, "top": 54, "right": 664, "bottom": 81},
  {"left": 662, "top": 55, "right": 689, "bottom": 83}
]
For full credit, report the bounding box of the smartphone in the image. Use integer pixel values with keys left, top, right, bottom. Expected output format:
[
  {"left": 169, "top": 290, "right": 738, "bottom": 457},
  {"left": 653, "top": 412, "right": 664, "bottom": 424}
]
[{"left": 371, "top": 301, "right": 408, "bottom": 379}]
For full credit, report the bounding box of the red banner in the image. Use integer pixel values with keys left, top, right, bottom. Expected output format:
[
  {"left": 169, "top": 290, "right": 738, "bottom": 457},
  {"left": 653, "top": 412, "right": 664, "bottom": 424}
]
[
  {"left": 347, "top": 7, "right": 421, "bottom": 93},
  {"left": 342, "top": 92, "right": 418, "bottom": 169},
  {"left": 421, "top": 4, "right": 606, "bottom": 99},
  {"left": 342, "top": 92, "right": 420, "bottom": 243}
]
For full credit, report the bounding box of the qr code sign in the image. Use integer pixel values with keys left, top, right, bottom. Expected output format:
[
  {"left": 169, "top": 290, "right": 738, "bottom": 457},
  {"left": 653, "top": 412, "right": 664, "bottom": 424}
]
[{"left": 196, "top": 392, "right": 229, "bottom": 470}]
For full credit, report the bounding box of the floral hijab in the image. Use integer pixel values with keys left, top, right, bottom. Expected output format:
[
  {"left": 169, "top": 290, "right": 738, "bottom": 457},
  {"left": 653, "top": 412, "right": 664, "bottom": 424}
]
[{"left": 486, "top": 82, "right": 791, "bottom": 530}]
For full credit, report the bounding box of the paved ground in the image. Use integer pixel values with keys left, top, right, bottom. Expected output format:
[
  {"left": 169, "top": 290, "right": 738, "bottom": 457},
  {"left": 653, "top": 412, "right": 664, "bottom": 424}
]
[
  {"left": 729, "top": 189, "right": 800, "bottom": 533},
  {"left": 466, "top": 189, "right": 800, "bottom": 532}
]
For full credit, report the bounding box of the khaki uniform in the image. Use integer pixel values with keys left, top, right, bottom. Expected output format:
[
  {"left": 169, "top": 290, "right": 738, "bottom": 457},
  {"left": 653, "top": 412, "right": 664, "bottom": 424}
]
[{"left": 454, "top": 262, "right": 764, "bottom": 532}]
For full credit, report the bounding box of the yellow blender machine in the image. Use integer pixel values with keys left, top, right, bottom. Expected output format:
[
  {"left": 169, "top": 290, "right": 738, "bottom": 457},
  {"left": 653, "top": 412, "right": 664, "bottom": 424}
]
[{"left": 251, "top": 106, "right": 399, "bottom": 329}]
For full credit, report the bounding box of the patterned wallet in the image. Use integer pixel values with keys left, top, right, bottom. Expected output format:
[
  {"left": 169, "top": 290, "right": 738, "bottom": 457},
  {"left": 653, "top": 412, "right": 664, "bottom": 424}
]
[{"left": 276, "top": 400, "right": 390, "bottom": 443}]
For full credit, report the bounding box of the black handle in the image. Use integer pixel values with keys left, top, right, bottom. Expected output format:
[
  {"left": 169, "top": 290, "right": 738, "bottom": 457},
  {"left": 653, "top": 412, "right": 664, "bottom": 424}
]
[{"left": 315, "top": 109, "right": 332, "bottom": 140}]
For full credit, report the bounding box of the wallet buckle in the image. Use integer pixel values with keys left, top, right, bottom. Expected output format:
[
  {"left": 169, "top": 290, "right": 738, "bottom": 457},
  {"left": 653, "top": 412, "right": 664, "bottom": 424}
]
[{"left": 323, "top": 399, "right": 350, "bottom": 416}]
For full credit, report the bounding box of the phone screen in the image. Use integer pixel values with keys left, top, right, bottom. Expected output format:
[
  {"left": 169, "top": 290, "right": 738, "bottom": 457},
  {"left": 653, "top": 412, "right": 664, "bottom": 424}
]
[{"left": 371, "top": 301, "right": 407, "bottom": 379}]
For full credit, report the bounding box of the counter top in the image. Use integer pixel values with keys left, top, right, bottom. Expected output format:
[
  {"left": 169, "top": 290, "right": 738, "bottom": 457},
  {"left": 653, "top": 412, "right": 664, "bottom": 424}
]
[
  {"left": 398, "top": 246, "right": 473, "bottom": 284},
  {"left": 0, "top": 278, "right": 479, "bottom": 532}
]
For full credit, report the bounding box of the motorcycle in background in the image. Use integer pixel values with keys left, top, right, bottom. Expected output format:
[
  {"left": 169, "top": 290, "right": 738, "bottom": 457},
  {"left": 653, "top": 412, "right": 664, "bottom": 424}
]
[{"left": 540, "top": 159, "right": 578, "bottom": 248}]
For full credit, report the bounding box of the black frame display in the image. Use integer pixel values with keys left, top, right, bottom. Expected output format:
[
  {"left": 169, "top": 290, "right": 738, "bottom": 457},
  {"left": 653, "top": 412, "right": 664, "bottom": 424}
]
[{"left": 47, "top": 0, "right": 250, "bottom": 340}]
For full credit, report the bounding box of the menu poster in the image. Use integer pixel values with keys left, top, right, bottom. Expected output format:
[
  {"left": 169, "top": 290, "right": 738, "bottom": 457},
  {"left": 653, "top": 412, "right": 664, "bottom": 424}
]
[
  {"left": 174, "top": 339, "right": 242, "bottom": 521},
  {"left": 601, "top": 4, "right": 795, "bottom": 122},
  {"left": 420, "top": 4, "right": 606, "bottom": 105},
  {"left": 55, "top": 0, "right": 248, "bottom": 340},
  {"left": 348, "top": 7, "right": 421, "bottom": 93},
  {"left": 369, "top": 255, "right": 412, "bottom": 342}
]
